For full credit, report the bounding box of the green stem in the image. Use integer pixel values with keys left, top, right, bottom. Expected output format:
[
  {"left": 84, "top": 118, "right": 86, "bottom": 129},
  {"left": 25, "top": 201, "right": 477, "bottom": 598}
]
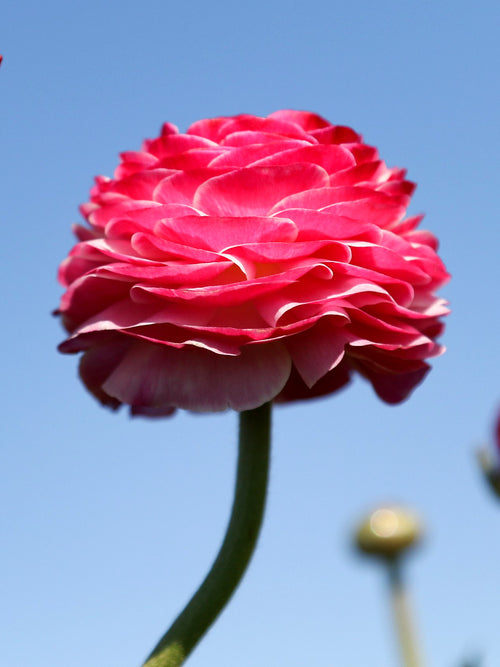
[
  {"left": 387, "top": 559, "right": 424, "bottom": 667},
  {"left": 142, "top": 401, "right": 272, "bottom": 667}
]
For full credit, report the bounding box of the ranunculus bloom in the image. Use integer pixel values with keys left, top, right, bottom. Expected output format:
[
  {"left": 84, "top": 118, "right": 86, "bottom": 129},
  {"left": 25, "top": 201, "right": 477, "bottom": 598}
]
[{"left": 57, "top": 111, "right": 449, "bottom": 416}]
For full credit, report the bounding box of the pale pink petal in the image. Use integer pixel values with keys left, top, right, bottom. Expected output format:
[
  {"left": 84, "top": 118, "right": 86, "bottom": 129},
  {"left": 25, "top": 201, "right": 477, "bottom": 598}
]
[
  {"left": 78, "top": 336, "right": 131, "bottom": 409},
  {"left": 285, "top": 319, "right": 348, "bottom": 387},
  {"left": 102, "top": 340, "right": 292, "bottom": 412}
]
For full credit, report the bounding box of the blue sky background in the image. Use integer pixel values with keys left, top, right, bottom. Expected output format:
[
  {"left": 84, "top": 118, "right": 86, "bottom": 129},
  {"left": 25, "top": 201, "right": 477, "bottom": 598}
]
[{"left": 1, "top": 1, "right": 499, "bottom": 665}]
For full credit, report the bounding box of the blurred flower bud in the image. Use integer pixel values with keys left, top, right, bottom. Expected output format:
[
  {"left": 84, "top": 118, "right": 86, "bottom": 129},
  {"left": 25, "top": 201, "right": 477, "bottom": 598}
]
[{"left": 355, "top": 506, "right": 422, "bottom": 560}]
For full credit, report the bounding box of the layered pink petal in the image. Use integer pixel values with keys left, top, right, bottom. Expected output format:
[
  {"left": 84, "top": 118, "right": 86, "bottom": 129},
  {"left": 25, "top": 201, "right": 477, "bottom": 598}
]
[
  {"left": 155, "top": 215, "right": 298, "bottom": 251},
  {"left": 194, "top": 164, "right": 330, "bottom": 216}
]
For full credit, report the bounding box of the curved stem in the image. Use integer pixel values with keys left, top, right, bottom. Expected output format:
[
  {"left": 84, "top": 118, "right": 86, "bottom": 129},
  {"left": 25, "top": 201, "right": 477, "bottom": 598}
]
[{"left": 142, "top": 401, "right": 272, "bottom": 667}]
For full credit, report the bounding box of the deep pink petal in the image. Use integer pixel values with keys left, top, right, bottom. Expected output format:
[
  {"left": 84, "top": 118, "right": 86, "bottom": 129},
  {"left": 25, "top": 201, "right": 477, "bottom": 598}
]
[
  {"left": 222, "top": 239, "right": 351, "bottom": 271},
  {"left": 310, "top": 125, "right": 362, "bottom": 144},
  {"left": 208, "top": 140, "right": 310, "bottom": 168},
  {"left": 95, "top": 259, "right": 235, "bottom": 284},
  {"left": 355, "top": 361, "right": 430, "bottom": 404},
  {"left": 268, "top": 110, "right": 333, "bottom": 132},
  {"left": 348, "top": 243, "right": 433, "bottom": 285},
  {"left": 153, "top": 169, "right": 227, "bottom": 205},
  {"left": 156, "top": 215, "right": 298, "bottom": 251},
  {"left": 158, "top": 149, "right": 224, "bottom": 170},
  {"left": 328, "top": 161, "right": 386, "bottom": 186},
  {"left": 186, "top": 117, "right": 233, "bottom": 141},
  {"left": 130, "top": 232, "right": 221, "bottom": 262},
  {"left": 59, "top": 275, "right": 132, "bottom": 331},
  {"left": 194, "top": 164, "right": 330, "bottom": 216},
  {"left": 250, "top": 144, "right": 356, "bottom": 174},
  {"left": 130, "top": 264, "right": 321, "bottom": 308},
  {"left": 280, "top": 209, "right": 382, "bottom": 243},
  {"left": 146, "top": 132, "right": 217, "bottom": 159},
  {"left": 220, "top": 130, "right": 308, "bottom": 148},
  {"left": 219, "top": 114, "right": 314, "bottom": 141},
  {"left": 270, "top": 186, "right": 409, "bottom": 226}
]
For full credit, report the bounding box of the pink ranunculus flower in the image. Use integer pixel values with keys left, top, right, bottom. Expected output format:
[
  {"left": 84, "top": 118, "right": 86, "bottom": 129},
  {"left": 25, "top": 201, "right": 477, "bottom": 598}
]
[{"left": 57, "top": 111, "right": 450, "bottom": 416}]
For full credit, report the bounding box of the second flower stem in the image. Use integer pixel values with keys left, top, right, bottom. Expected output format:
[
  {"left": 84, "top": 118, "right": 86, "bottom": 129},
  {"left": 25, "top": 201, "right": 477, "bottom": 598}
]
[
  {"left": 388, "top": 559, "right": 424, "bottom": 667},
  {"left": 142, "top": 401, "right": 272, "bottom": 667}
]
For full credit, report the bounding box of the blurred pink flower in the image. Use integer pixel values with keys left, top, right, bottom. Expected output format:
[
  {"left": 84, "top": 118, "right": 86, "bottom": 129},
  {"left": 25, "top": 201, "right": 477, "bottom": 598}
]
[
  {"left": 496, "top": 407, "right": 500, "bottom": 452},
  {"left": 57, "top": 111, "right": 449, "bottom": 415},
  {"left": 477, "top": 406, "right": 500, "bottom": 498}
]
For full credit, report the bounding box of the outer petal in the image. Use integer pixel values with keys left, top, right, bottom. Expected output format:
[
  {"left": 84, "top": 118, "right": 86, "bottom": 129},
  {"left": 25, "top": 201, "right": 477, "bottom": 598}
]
[
  {"left": 285, "top": 319, "right": 348, "bottom": 388},
  {"left": 101, "top": 340, "right": 292, "bottom": 412},
  {"left": 357, "top": 363, "right": 430, "bottom": 404}
]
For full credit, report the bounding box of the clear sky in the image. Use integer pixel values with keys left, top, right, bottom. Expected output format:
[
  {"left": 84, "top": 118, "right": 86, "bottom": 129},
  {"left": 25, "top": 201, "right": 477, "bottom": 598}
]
[{"left": 1, "top": 1, "right": 499, "bottom": 666}]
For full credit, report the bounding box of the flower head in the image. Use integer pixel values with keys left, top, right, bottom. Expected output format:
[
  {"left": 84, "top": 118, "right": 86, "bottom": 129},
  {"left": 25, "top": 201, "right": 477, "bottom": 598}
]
[{"left": 57, "top": 111, "right": 449, "bottom": 416}]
